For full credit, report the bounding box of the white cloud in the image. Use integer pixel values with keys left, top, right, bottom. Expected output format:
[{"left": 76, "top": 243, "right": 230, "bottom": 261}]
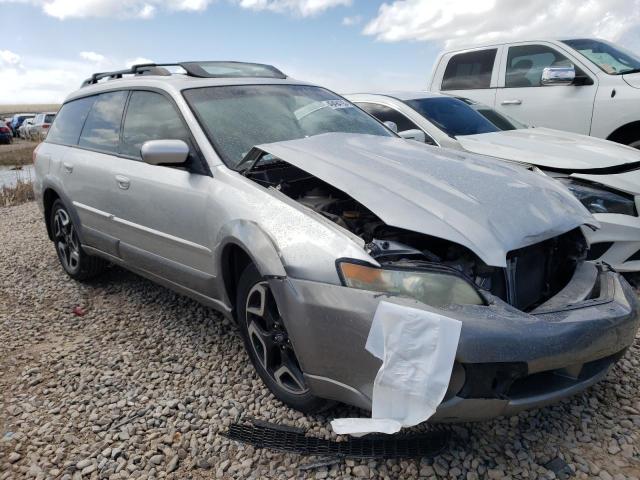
[
  {"left": 0, "top": 50, "right": 22, "bottom": 66},
  {"left": 1, "top": 0, "right": 349, "bottom": 18},
  {"left": 234, "top": 0, "right": 351, "bottom": 17},
  {"left": 341, "top": 14, "right": 361, "bottom": 26},
  {"left": 1, "top": 0, "right": 214, "bottom": 19},
  {"left": 364, "top": 0, "right": 640, "bottom": 48},
  {"left": 0, "top": 54, "right": 155, "bottom": 104},
  {"left": 79, "top": 51, "right": 105, "bottom": 63}
]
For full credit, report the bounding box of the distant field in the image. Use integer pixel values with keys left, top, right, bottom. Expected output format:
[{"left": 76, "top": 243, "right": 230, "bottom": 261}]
[
  {"left": 0, "top": 104, "right": 60, "bottom": 116},
  {"left": 0, "top": 140, "right": 37, "bottom": 166}
]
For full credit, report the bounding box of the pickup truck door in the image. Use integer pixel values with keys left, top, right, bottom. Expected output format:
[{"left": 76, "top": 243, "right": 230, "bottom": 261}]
[{"left": 494, "top": 42, "right": 598, "bottom": 134}]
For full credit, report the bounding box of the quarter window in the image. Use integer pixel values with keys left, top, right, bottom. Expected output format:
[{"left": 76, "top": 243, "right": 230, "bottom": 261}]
[
  {"left": 46, "top": 96, "right": 96, "bottom": 146},
  {"left": 78, "top": 91, "right": 128, "bottom": 152},
  {"left": 506, "top": 44, "right": 582, "bottom": 88},
  {"left": 121, "top": 91, "right": 190, "bottom": 159},
  {"left": 442, "top": 49, "right": 497, "bottom": 90}
]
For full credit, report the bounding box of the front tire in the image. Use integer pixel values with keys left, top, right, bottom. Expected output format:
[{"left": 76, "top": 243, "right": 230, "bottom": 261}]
[
  {"left": 236, "top": 263, "right": 331, "bottom": 413},
  {"left": 50, "top": 200, "right": 107, "bottom": 281}
]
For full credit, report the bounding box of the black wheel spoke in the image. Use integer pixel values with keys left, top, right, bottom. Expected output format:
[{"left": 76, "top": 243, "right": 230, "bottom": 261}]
[{"left": 245, "top": 281, "right": 308, "bottom": 395}]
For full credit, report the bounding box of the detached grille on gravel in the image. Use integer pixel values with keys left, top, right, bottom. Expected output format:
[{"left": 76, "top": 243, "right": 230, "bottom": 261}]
[{"left": 222, "top": 421, "right": 449, "bottom": 459}]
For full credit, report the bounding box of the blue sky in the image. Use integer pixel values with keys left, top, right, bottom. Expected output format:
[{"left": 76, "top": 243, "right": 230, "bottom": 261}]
[{"left": 1, "top": 0, "right": 639, "bottom": 103}]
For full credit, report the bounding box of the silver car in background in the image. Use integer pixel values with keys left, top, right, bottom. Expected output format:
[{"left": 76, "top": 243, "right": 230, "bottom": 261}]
[{"left": 33, "top": 62, "right": 639, "bottom": 422}]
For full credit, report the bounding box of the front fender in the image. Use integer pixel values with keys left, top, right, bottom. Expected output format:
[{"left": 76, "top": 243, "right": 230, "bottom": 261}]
[{"left": 215, "top": 219, "right": 287, "bottom": 280}]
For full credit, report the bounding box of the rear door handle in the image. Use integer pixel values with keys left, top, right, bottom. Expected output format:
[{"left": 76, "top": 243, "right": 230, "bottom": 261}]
[
  {"left": 501, "top": 99, "right": 522, "bottom": 105},
  {"left": 115, "top": 175, "right": 130, "bottom": 190},
  {"left": 62, "top": 162, "right": 73, "bottom": 173}
]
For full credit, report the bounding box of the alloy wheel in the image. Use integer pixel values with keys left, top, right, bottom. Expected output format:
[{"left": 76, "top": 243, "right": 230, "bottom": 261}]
[
  {"left": 245, "top": 281, "right": 308, "bottom": 395},
  {"left": 53, "top": 208, "right": 80, "bottom": 273}
]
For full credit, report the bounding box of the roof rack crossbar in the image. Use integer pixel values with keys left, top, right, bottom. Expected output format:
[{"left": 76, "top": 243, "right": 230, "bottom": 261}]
[{"left": 81, "top": 61, "right": 287, "bottom": 87}]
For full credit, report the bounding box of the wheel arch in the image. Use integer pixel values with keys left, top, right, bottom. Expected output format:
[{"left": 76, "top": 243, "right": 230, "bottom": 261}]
[
  {"left": 216, "top": 220, "right": 287, "bottom": 319},
  {"left": 41, "top": 182, "right": 84, "bottom": 243},
  {"left": 606, "top": 121, "right": 640, "bottom": 146}
]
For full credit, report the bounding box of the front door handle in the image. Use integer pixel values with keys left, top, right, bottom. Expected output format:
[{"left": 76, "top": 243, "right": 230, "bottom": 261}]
[
  {"left": 115, "top": 175, "right": 130, "bottom": 190},
  {"left": 501, "top": 99, "right": 522, "bottom": 105},
  {"left": 63, "top": 162, "right": 73, "bottom": 173}
]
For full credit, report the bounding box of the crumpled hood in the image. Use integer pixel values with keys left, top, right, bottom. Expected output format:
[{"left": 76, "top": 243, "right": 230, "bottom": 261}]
[
  {"left": 623, "top": 71, "right": 640, "bottom": 89},
  {"left": 457, "top": 127, "right": 640, "bottom": 171},
  {"left": 257, "top": 133, "right": 596, "bottom": 267}
]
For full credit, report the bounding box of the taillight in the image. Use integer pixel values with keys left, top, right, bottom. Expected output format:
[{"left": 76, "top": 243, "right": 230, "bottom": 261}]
[
  {"left": 42, "top": 124, "right": 50, "bottom": 129},
  {"left": 0, "top": 126, "right": 9, "bottom": 133}
]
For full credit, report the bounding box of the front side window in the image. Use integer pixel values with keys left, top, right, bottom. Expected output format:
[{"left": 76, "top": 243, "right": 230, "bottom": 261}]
[
  {"left": 506, "top": 44, "right": 584, "bottom": 87},
  {"left": 562, "top": 39, "right": 640, "bottom": 75},
  {"left": 183, "top": 84, "right": 393, "bottom": 168},
  {"left": 46, "top": 96, "right": 96, "bottom": 146},
  {"left": 79, "top": 91, "right": 128, "bottom": 153},
  {"left": 442, "top": 49, "right": 497, "bottom": 90},
  {"left": 404, "top": 97, "right": 499, "bottom": 137},
  {"left": 121, "top": 91, "right": 190, "bottom": 158},
  {"left": 356, "top": 102, "right": 421, "bottom": 132}
]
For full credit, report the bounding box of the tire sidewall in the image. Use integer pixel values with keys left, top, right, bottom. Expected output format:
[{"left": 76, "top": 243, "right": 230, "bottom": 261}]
[{"left": 235, "top": 263, "right": 328, "bottom": 413}]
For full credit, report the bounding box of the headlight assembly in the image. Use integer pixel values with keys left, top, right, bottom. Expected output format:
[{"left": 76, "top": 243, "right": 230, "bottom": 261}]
[
  {"left": 557, "top": 178, "right": 637, "bottom": 216},
  {"left": 338, "top": 261, "right": 485, "bottom": 307}
]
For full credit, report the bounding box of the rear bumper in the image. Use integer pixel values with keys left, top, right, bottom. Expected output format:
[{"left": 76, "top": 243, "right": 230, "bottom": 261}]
[{"left": 270, "top": 262, "right": 639, "bottom": 421}]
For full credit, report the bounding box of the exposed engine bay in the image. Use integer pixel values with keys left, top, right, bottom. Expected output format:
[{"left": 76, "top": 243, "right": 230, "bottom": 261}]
[{"left": 246, "top": 157, "right": 589, "bottom": 311}]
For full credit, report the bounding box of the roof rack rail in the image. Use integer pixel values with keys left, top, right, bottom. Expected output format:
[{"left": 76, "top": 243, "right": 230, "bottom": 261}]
[{"left": 81, "top": 61, "right": 287, "bottom": 87}]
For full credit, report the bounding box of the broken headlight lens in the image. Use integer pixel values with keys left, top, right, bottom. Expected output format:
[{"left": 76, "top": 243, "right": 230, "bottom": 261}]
[
  {"left": 338, "top": 261, "right": 485, "bottom": 307},
  {"left": 557, "top": 178, "right": 636, "bottom": 216}
]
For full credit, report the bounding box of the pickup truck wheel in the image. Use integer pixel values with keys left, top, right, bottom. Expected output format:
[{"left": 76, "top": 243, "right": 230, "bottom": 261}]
[
  {"left": 50, "top": 200, "right": 107, "bottom": 280},
  {"left": 236, "top": 263, "right": 332, "bottom": 414},
  {"left": 629, "top": 140, "right": 640, "bottom": 150}
]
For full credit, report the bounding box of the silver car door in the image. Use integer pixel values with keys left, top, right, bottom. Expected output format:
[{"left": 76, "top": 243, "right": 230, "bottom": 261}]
[
  {"left": 107, "top": 89, "right": 217, "bottom": 298},
  {"left": 53, "top": 92, "right": 128, "bottom": 257}
]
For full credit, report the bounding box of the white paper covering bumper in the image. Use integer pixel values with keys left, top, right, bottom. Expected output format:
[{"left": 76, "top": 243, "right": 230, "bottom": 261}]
[{"left": 331, "top": 301, "right": 462, "bottom": 436}]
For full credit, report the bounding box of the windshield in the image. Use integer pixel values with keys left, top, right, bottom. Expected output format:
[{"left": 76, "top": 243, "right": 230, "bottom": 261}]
[
  {"left": 562, "top": 39, "right": 640, "bottom": 75},
  {"left": 183, "top": 84, "right": 393, "bottom": 168},
  {"left": 405, "top": 97, "right": 499, "bottom": 137}
]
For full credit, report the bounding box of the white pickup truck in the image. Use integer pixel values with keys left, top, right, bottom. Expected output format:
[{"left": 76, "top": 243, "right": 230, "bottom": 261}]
[{"left": 428, "top": 38, "right": 640, "bottom": 148}]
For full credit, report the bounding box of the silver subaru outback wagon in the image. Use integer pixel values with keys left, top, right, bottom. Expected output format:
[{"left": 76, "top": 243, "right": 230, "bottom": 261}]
[{"left": 33, "top": 62, "right": 639, "bottom": 422}]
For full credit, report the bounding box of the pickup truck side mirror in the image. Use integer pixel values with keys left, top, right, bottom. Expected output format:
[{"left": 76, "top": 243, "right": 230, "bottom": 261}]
[
  {"left": 541, "top": 66, "right": 575, "bottom": 86},
  {"left": 141, "top": 139, "right": 189, "bottom": 166},
  {"left": 399, "top": 129, "right": 427, "bottom": 143}
]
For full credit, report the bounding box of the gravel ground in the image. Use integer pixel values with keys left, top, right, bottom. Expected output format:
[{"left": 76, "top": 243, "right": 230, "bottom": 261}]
[{"left": 1, "top": 201, "right": 640, "bottom": 480}]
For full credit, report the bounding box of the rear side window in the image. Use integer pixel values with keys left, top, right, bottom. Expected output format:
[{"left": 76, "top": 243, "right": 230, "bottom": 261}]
[
  {"left": 442, "top": 49, "right": 497, "bottom": 90},
  {"left": 79, "top": 91, "right": 128, "bottom": 153},
  {"left": 46, "top": 96, "right": 95, "bottom": 145},
  {"left": 121, "top": 91, "right": 190, "bottom": 158}
]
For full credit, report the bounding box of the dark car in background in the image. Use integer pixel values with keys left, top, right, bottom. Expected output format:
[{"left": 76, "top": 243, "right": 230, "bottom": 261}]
[
  {"left": 10, "top": 114, "right": 35, "bottom": 137},
  {"left": 0, "top": 122, "right": 12, "bottom": 144}
]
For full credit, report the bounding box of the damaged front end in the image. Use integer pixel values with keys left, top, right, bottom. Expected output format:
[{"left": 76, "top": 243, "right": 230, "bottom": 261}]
[{"left": 240, "top": 133, "right": 639, "bottom": 423}]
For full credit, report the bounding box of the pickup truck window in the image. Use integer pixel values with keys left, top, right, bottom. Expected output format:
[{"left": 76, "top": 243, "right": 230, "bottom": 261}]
[
  {"left": 562, "top": 39, "right": 640, "bottom": 75},
  {"left": 442, "top": 49, "right": 497, "bottom": 90},
  {"left": 506, "top": 44, "right": 581, "bottom": 88}
]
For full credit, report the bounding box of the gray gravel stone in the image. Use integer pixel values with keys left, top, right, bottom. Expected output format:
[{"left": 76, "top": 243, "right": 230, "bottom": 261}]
[{"left": 0, "top": 201, "right": 639, "bottom": 480}]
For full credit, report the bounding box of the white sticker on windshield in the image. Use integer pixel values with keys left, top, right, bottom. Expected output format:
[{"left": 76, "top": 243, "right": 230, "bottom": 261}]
[{"left": 294, "top": 100, "right": 353, "bottom": 120}]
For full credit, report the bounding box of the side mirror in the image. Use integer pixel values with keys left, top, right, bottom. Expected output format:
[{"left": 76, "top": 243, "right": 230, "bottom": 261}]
[
  {"left": 399, "top": 129, "right": 427, "bottom": 143},
  {"left": 541, "top": 66, "right": 575, "bottom": 86},
  {"left": 141, "top": 139, "right": 189, "bottom": 165},
  {"left": 383, "top": 121, "right": 398, "bottom": 133}
]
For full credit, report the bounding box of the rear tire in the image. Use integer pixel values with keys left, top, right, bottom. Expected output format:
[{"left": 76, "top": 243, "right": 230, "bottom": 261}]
[
  {"left": 236, "top": 263, "right": 331, "bottom": 414},
  {"left": 50, "top": 200, "right": 107, "bottom": 281}
]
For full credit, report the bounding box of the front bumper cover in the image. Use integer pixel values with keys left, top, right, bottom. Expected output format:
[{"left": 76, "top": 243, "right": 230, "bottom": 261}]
[{"left": 269, "top": 262, "right": 639, "bottom": 422}]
